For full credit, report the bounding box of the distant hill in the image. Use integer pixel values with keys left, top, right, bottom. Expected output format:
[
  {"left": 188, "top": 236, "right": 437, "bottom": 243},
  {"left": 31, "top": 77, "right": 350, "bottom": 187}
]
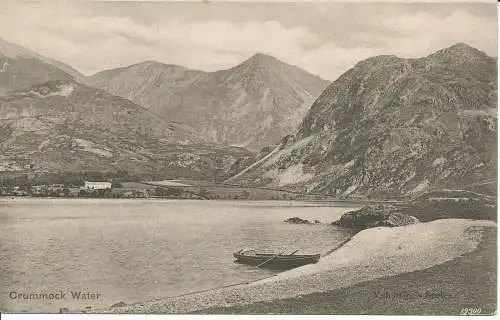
[
  {"left": 0, "top": 37, "right": 84, "bottom": 93},
  {"left": 84, "top": 60, "right": 205, "bottom": 105},
  {"left": 228, "top": 43, "right": 497, "bottom": 198},
  {"left": 85, "top": 53, "right": 329, "bottom": 150},
  {"left": 0, "top": 80, "right": 253, "bottom": 179}
]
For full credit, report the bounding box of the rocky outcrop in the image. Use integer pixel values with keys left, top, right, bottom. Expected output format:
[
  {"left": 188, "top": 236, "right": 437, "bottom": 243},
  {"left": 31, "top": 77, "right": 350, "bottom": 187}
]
[
  {"left": 284, "top": 217, "right": 320, "bottom": 224},
  {"left": 332, "top": 188, "right": 497, "bottom": 228},
  {"left": 332, "top": 205, "right": 419, "bottom": 230}
]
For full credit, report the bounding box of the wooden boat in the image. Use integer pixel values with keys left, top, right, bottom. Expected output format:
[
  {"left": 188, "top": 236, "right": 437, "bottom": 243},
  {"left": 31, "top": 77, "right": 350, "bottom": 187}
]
[{"left": 233, "top": 249, "right": 320, "bottom": 270}]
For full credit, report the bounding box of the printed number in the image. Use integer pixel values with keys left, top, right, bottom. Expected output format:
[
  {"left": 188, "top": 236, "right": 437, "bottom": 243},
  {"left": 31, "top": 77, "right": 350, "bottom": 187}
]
[{"left": 460, "top": 307, "right": 482, "bottom": 315}]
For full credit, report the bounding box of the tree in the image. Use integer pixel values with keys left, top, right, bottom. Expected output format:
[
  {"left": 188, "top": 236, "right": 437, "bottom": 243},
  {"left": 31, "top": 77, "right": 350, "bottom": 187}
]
[
  {"left": 199, "top": 188, "right": 210, "bottom": 199},
  {"left": 155, "top": 187, "right": 166, "bottom": 197},
  {"left": 79, "top": 189, "right": 88, "bottom": 197},
  {"left": 62, "top": 188, "right": 70, "bottom": 197},
  {"left": 111, "top": 182, "right": 123, "bottom": 188}
]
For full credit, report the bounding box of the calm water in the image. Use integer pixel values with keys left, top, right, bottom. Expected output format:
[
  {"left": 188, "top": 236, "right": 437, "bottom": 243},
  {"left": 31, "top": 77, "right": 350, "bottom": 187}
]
[{"left": 0, "top": 199, "right": 358, "bottom": 312}]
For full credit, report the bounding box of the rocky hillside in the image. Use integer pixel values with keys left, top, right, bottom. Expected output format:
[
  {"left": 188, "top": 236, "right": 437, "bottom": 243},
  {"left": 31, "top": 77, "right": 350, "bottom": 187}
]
[
  {"left": 85, "top": 53, "right": 329, "bottom": 150},
  {"left": 84, "top": 61, "right": 205, "bottom": 107},
  {"left": 229, "top": 43, "right": 497, "bottom": 198},
  {"left": 0, "top": 37, "right": 83, "bottom": 93},
  {"left": 0, "top": 80, "right": 253, "bottom": 178}
]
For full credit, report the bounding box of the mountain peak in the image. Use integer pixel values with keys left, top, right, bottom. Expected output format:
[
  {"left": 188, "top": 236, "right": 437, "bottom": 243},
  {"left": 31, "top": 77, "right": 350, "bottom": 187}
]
[
  {"left": 86, "top": 60, "right": 198, "bottom": 82},
  {"left": 134, "top": 60, "right": 185, "bottom": 69},
  {"left": 447, "top": 42, "right": 480, "bottom": 52},
  {"left": 119, "top": 60, "right": 197, "bottom": 76},
  {"left": 228, "top": 52, "right": 295, "bottom": 79},
  {"left": 250, "top": 52, "right": 278, "bottom": 61},
  {"left": 243, "top": 52, "right": 283, "bottom": 68},
  {"left": 429, "top": 42, "right": 493, "bottom": 61}
]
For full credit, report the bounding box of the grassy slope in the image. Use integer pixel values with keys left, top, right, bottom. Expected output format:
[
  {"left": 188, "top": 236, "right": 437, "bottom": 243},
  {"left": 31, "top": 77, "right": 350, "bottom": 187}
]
[{"left": 196, "top": 227, "right": 496, "bottom": 315}]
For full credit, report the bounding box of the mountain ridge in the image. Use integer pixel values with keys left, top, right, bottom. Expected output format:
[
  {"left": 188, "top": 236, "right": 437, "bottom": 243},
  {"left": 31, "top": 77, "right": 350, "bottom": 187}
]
[
  {"left": 0, "top": 79, "right": 253, "bottom": 178},
  {"left": 229, "top": 43, "right": 497, "bottom": 198},
  {"left": 0, "top": 37, "right": 84, "bottom": 83},
  {"left": 85, "top": 53, "right": 330, "bottom": 150}
]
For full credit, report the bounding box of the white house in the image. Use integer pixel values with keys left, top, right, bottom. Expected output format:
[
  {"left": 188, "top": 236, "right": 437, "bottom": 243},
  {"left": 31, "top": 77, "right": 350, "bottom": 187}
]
[{"left": 84, "top": 181, "right": 112, "bottom": 190}]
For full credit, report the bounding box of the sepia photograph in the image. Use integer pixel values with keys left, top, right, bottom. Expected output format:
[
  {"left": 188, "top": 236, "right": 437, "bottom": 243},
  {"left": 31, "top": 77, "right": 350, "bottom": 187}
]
[{"left": 0, "top": 0, "right": 497, "bottom": 316}]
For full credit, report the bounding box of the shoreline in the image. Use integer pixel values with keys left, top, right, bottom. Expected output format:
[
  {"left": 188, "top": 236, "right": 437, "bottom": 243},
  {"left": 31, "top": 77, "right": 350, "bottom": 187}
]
[
  {"left": 101, "top": 232, "right": 357, "bottom": 313},
  {"left": 198, "top": 226, "right": 497, "bottom": 315},
  {"left": 0, "top": 197, "right": 367, "bottom": 209},
  {"left": 108, "top": 218, "right": 496, "bottom": 314},
  {"left": 0, "top": 195, "right": 397, "bottom": 204}
]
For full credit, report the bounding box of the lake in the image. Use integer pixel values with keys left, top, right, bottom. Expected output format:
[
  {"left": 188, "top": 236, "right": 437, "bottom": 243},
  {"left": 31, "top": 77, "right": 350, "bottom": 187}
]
[{"left": 0, "top": 198, "right": 358, "bottom": 312}]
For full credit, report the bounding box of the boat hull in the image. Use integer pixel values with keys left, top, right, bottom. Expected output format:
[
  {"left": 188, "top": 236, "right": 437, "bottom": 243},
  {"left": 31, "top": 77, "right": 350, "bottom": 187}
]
[{"left": 233, "top": 252, "right": 320, "bottom": 270}]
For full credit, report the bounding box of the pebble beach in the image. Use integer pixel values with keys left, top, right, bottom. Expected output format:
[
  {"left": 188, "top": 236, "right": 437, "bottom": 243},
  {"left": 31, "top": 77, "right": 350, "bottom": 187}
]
[{"left": 108, "top": 218, "right": 496, "bottom": 314}]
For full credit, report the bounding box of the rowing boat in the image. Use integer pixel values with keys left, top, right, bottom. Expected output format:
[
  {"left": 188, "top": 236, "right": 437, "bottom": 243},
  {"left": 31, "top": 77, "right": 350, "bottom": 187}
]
[{"left": 233, "top": 249, "right": 320, "bottom": 270}]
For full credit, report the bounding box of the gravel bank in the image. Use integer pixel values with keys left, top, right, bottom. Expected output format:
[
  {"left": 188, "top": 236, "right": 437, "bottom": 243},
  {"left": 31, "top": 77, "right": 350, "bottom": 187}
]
[
  {"left": 109, "top": 219, "right": 495, "bottom": 313},
  {"left": 199, "top": 227, "right": 497, "bottom": 315}
]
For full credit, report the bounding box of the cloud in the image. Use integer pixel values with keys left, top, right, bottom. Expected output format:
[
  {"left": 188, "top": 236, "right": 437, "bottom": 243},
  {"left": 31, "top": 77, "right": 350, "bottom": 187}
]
[
  {"left": 373, "top": 10, "right": 498, "bottom": 57},
  {"left": 0, "top": 2, "right": 495, "bottom": 81}
]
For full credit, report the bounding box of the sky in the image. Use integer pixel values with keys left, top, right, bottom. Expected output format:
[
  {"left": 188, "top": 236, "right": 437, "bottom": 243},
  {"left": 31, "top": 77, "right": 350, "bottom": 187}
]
[{"left": 0, "top": 1, "right": 496, "bottom": 80}]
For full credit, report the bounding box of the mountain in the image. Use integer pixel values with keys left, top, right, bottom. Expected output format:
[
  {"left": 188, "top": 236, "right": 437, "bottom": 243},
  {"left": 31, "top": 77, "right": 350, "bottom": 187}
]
[
  {"left": 0, "top": 37, "right": 84, "bottom": 93},
  {"left": 227, "top": 43, "right": 497, "bottom": 198},
  {"left": 85, "top": 53, "right": 329, "bottom": 150},
  {"left": 84, "top": 60, "right": 205, "bottom": 104},
  {"left": 0, "top": 80, "right": 252, "bottom": 178}
]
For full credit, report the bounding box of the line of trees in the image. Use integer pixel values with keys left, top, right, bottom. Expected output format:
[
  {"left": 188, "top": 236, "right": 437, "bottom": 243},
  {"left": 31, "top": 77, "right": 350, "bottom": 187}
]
[{"left": 0, "top": 171, "right": 138, "bottom": 188}]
